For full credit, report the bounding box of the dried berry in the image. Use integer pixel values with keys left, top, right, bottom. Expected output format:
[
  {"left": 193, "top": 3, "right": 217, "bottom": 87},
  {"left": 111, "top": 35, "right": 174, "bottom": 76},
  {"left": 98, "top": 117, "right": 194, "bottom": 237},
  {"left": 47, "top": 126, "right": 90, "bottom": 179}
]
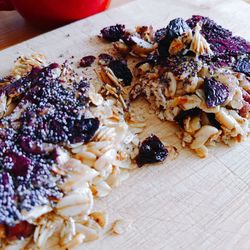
[
  {"left": 204, "top": 78, "right": 229, "bottom": 107},
  {"left": 234, "top": 58, "right": 250, "bottom": 77},
  {"left": 158, "top": 18, "right": 191, "bottom": 57},
  {"left": 6, "top": 221, "right": 35, "bottom": 240},
  {"left": 136, "top": 134, "right": 168, "bottom": 167},
  {"left": 79, "top": 55, "right": 96, "bottom": 67},
  {"left": 69, "top": 118, "right": 100, "bottom": 144},
  {"left": 108, "top": 60, "right": 133, "bottom": 86},
  {"left": 7, "top": 152, "right": 31, "bottom": 177},
  {"left": 155, "top": 27, "right": 168, "bottom": 43},
  {"left": 98, "top": 53, "right": 114, "bottom": 65},
  {"left": 100, "top": 24, "right": 125, "bottom": 42}
]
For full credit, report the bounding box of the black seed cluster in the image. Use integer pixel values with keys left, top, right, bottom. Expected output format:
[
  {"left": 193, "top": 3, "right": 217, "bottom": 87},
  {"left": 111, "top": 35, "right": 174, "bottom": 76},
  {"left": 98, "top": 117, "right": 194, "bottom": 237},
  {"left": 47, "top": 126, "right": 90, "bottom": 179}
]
[
  {"left": 79, "top": 55, "right": 96, "bottom": 68},
  {"left": 100, "top": 24, "right": 126, "bottom": 42},
  {"left": 98, "top": 53, "right": 114, "bottom": 66},
  {"left": 0, "top": 64, "right": 99, "bottom": 226},
  {"left": 165, "top": 56, "right": 200, "bottom": 77}
]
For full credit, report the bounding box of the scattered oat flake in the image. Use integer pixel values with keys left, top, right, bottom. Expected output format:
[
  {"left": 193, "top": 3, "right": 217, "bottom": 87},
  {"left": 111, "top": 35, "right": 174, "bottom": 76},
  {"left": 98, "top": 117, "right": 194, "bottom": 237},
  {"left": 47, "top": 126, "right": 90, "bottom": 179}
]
[{"left": 112, "top": 219, "right": 132, "bottom": 235}]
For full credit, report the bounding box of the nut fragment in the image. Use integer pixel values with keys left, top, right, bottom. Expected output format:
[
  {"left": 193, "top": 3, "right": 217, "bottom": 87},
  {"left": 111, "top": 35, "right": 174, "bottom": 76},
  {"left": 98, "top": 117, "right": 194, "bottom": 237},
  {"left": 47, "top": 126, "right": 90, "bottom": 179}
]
[
  {"left": 89, "top": 212, "right": 107, "bottom": 228},
  {"left": 190, "top": 125, "right": 219, "bottom": 149},
  {"left": 112, "top": 219, "right": 131, "bottom": 235}
]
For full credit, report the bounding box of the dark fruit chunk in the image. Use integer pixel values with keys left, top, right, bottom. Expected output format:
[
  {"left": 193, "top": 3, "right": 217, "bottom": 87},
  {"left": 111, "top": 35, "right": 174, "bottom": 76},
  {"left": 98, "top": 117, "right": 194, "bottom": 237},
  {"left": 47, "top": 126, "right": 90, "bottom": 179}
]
[
  {"left": 108, "top": 60, "right": 133, "bottom": 86},
  {"left": 155, "top": 27, "right": 168, "bottom": 43},
  {"left": 6, "top": 221, "right": 35, "bottom": 240},
  {"left": 69, "top": 118, "right": 100, "bottom": 144},
  {"left": 136, "top": 134, "right": 168, "bottom": 167},
  {"left": 79, "top": 55, "right": 96, "bottom": 68},
  {"left": 98, "top": 53, "right": 114, "bottom": 65},
  {"left": 19, "top": 136, "right": 44, "bottom": 154},
  {"left": 7, "top": 152, "right": 31, "bottom": 177},
  {"left": 234, "top": 58, "right": 250, "bottom": 77},
  {"left": 158, "top": 18, "right": 191, "bottom": 57},
  {"left": 204, "top": 78, "right": 229, "bottom": 107},
  {"left": 174, "top": 108, "right": 201, "bottom": 128},
  {"left": 166, "top": 18, "right": 190, "bottom": 40},
  {"left": 100, "top": 24, "right": 125, "bottom": 42}
]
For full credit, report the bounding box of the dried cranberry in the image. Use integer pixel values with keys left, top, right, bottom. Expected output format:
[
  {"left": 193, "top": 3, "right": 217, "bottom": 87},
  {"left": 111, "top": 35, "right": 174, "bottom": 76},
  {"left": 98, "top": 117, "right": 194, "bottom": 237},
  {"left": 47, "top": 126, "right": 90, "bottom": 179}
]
[
  {"left": 108, "top": 60, "right": 133, "bottom": 86},
  {"left": 158, "top": 18, "right": 191, "bottom": 57},
  {"left": 6, "top": 221, "right": 35, "bottom": 240},
  {"left": 98, "top": 53, "right": 114, "bottom": 65},
  {"left": 136, "top": 134, "right": 168, "bottom": 167},
  {"left": 100, "top": 24, "right": 125, "bottom": 42},
  {"left": 69, "top": 118, "right": 100, "bottom": 144},
  {"left": 234, "top": 58, "right": 250, "bottom": 77},
  {"left": 7, "top": 152, "right": 31, "bottom": 177},
  {"left": 19, "top": 136, "right": 44, "bottom": 155},
  {"left": 79, "top": 55, "right": 96, "bottom": 68},
  {"left": 155, "top": 27, "right": 168, "bottom": 43},
  {"left": 204, "top": 78, "right": 229, "bottom": 107}
]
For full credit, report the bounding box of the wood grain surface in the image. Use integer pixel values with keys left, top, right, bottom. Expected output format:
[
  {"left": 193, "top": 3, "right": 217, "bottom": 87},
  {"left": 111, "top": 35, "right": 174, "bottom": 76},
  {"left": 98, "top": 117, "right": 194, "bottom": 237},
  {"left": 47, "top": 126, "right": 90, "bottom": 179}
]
[{"left": 1, "top": 0, "right": 250, "bottom": 249}]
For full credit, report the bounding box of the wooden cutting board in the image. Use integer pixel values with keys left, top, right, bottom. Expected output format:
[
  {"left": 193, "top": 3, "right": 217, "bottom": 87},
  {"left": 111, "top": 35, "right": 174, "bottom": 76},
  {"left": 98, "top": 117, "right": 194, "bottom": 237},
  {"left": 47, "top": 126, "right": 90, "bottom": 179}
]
[{"left": 1, "top": 0, "right": 250, "bottom": 249}]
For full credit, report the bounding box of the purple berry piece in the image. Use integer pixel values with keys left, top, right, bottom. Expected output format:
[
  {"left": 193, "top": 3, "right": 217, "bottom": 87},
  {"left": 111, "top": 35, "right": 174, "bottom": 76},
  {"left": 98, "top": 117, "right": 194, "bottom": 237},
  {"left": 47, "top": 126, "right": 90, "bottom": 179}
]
[
  {"left": 136, "top": 134, "right": 168, "bottom": 167},
  {"left": 19, "top": 136, "right": 44, "bottom": 155},
  {"left": 79, "top": 55, "right": 96, "bottom": 68},
  {"left": 69, "top": 118, "right": 100, "bottom": 144},
  {"left": 100, "top": 24, "right": 126, "bottom": 42},
  {"left": 204, "top": 78, "right": 229, "bottom": 107},
  {"left": 158, "top": 18, "right": 191, "bottom": 57},
  {"left": 98, "top": 53, "right": 114, "bottom": 65},
  {"left": 234, "top": 58, "right": 250, "bottom": 77},
  {"left": 108, "top": 60, "right": 133, "bottom": 86},
  {"left": 155, "top": 27, "right": 168, "bottom": 43},
  {"left": 7, "top": 152, "right": 31, "bottom": 177}
]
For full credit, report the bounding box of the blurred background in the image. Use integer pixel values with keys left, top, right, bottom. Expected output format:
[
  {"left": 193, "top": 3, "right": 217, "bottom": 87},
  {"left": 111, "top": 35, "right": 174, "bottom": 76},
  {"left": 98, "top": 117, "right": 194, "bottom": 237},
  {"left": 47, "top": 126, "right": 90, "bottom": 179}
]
[
  {"left": 0, "top": 0, "right": 131, "bottom": 50},
  {"left": 0, "top": 0, "right": 249, "bottom": 51}
]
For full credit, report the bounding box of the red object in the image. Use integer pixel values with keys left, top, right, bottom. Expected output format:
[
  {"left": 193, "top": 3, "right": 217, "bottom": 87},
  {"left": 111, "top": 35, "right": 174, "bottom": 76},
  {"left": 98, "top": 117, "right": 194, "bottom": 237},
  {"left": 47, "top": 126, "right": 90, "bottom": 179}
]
[
  {"left": 0, "top": 0, "right": 111, "bottom": 26},
  {"left": 6, "top": 221, "right": 35, "bottom": 240}
]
